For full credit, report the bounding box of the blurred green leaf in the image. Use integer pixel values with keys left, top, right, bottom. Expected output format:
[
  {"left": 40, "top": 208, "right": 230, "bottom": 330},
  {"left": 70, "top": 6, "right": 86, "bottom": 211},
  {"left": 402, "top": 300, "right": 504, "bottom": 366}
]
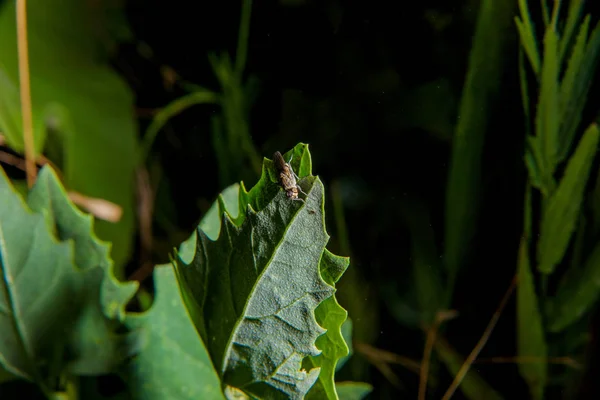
[
  {"left": 27, "top": 167, "right": 139, "bottom": 375},
  {"left": 557, "top": 14, "right": 590, "bottom": 159},
  {"left": 0, "top": 0, "right": 139, "bottom": 269},
  {"left": 519, "top": 49, "right": 532, "bottom": 134},
  {"left": 548, "top": 231, "right": 600, "bottom": 332},
  {"left": 123, "top": 264, "right": 224, "bottom": 400},
  {"left": 538, "top": 123, "right": 599, "bottom": 274},
  {"left": 558, "top": 19, "right": 600, "bottom": 161},
  {"left": 175, "top": 145, "right": 346, "bottom": 399},
  {"left": 0, "top": 167, "right": 83, "bottom": 388},
  {"left": 401, "top": 199, "right": 444, "bottom": 325},
  {"left": 335, "top": 382, "right": 373, "bottom": 400},
  {"left": 559, "top": 0, "right": 587, "bottom": 66},
  {"left": 444, "top": 0, "right": 517, "bottom": 299},
  {"left": 516, "top": 0, "right": 541, "bottom": 75},
  {"left": 516, "top": 238, "right": 547, "bottom": 400},
  {"left": 536, "top": 28, "right": 560, "bottom": 178},
  {"left": 209, "top": 52, "right": 261, "bottom": 186}
]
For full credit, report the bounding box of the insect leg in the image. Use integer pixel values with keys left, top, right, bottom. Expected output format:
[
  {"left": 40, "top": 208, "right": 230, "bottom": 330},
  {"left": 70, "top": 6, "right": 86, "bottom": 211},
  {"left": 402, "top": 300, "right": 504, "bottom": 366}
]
[{"left": 296, "top": 184, "right": 308, "bottom": 197}]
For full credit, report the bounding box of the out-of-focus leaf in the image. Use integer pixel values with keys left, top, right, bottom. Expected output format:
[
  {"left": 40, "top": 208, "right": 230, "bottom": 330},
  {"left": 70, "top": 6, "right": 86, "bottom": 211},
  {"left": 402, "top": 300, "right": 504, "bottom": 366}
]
[
  {"left": 123, "top": 264, "right": 223, "bottom": 400},
  {"left": 401, "top": 199, "right": 444, "bottom": 325},
  {"left": 0, "top": 0, "right": 139, "bottom": 269},
  {"left": 334, "top": 382, "right": 373, "bottom": 400},
  {"left": 0, "top": 167, "right": 84, "bottom": 386},
  {"left": 519, "top": 49, "right": 532, "bottom": 135},
  {"left": 394, "top": 78, "right": 456, "bottom": 142},
  {"left": 516, "top": 238, "right": 547, "bottom": 400},
  {"left": 548, "top": 238, "right": 600, "bottom": 332},
  {"left": 538, "top": 124, "right": 599, "bottom": 274},
  {"left": 536, "top": 28, "right": 560, "bottom": 178},
  {"left": 444, "top": 0, "right": 517, "bottom": 297},
  {"left": 516, "top": 0, "right": 541, "bottom": 75},
  {"left": 26, "top": 167, "right": 139, "bottom": 375},
  {"left": 559, "top": 0, "right": 586, "bottom": 65},
  {"left": 558, "top": 20, "right": 600, "bottom": 161}
]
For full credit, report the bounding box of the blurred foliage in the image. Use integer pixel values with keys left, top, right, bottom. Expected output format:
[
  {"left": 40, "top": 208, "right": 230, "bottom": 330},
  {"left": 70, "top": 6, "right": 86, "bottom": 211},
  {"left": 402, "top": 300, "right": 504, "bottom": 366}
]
[{"left": 2, "top": 0, "right": 600, "bottom": 398}]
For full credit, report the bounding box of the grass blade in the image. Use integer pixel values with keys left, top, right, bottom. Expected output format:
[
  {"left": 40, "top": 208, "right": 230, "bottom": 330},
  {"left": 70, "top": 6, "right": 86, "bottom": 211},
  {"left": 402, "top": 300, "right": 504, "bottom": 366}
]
[
  {"left": 538, "top": 123, "right": 600, "bottom": 274},
  {"left": 517, "top": 0, "right": 541, "bottom": 74},
  {"left": 558, "top": 19, "right": 600, "bottom": 161},
  {"left": 444, "top": 0, "right": 517, "bottom": 299},
  {"left": 548, "top": 239, "right": 600, "bottom": 332},
  {"left": 559, "top": 0, "right": 587, "bottom": 66},
  {"left": 536, "top": 28, "right": 560, "bottom": 178},
  {"left": 517, "top": 238, "right": 548, "bottom": 400}
]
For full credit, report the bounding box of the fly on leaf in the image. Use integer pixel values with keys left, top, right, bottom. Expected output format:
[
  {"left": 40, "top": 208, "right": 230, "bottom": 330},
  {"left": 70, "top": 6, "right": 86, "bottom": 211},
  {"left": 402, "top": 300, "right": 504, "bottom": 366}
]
[{"left": 273, "top": 151, "right": 306, "bottom": 202}]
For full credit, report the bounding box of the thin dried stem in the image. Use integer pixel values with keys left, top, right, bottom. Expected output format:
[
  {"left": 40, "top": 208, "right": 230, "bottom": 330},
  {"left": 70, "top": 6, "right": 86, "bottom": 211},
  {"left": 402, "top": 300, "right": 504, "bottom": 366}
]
[
  {"left": 441, "top": 276, "right": 517, "bottom": 400},
  {"left": 16, "top": 0, "right": 36, "bottom": 187},
  {"left": 419, "top": 310, "right": 459, "bottom": 400}
]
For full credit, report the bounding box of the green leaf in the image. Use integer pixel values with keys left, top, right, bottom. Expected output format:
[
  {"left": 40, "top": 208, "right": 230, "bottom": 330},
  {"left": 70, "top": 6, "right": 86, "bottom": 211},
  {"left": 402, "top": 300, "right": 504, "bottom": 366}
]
[
  {"left": 0, "top": 167, "right": 84, "bottom": 388},
  {"left": 306, "top": 250, "right": 350, "bottom": 400},
  {"left": 336, "top": 318, "right": 354, "bottom": 373},
  {"left": 0, "top": 0, "right": 139, "bottom": 268},
  {"left": 538, "top": 123, "right": 600, "bottom": 274},
  {"left": 402, "top": 200, "right": 444, "bottom": 325},
  {"left": 536, "top": 28, "right": 560, "bottom": 177},
  {"left": 175, "top": 145, "right": 345, "bottom": 399},
  {"left": 558, "top": 19, "right": 600, "bottom": 161},
  {"left": 548, "top": 238, "right": 600, "bottom": 332},
  {"left": 516, "top": 238, "right": 547, "bottom": 400},
  {"left": 123, "top": 264, "right": 224, "bottom": 400},
  {"left": 516, "top": 0, "right": 541, "bottom": 75},
  {"left": 26, "top": 167, "right": 139, "bottom": 375},
  {"left": 519, "top": 49, "right": 532, "bottom": 135},
  {"left": 558, "top": 0, "right": 586, "bottom": 66},
  {"left": 334, "top": 382, "right": 373, "bottom": 400},
  {"left": 444, "top": 0, "right": 517, "bottom": 295}
]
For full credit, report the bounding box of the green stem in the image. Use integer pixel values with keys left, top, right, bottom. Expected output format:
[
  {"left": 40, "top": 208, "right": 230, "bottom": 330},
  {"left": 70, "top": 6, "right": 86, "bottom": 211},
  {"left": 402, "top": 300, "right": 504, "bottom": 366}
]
[{"left": 235, "top": 0, "right": 253, "bottom": 79}]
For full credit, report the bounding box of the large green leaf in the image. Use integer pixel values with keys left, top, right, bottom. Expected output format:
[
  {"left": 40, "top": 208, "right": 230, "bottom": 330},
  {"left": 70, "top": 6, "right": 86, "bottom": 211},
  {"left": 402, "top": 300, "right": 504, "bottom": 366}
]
[
  {"left": 0, "top": 167, "right": 85, "bottom": 387},
  {"left": 175, "top": 144, "right": 346, "bottom": 399},
  {"left": 123, "top": 264, "right": 223, "bottom": 400},
  {"left": 516, "top": 238, "right": 547, "bottom": 400},
  {"left": 305, "top": 250, "right": 350, "bottom": 400},
  {"left": 26, "top": 167, "right": 139, "bottom": 375},
  {"left": 537, "top": 124, "right": 599, "bottom": 274},
  {"left": 0, "top": 0, "right": 139, "bottom": 268}
]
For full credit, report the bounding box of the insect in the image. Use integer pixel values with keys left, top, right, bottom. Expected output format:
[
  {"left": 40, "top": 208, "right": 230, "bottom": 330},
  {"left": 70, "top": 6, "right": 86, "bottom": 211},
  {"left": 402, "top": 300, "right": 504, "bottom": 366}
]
[{"left": 273, "top": 151, "right": 307, "bottom": 202}]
